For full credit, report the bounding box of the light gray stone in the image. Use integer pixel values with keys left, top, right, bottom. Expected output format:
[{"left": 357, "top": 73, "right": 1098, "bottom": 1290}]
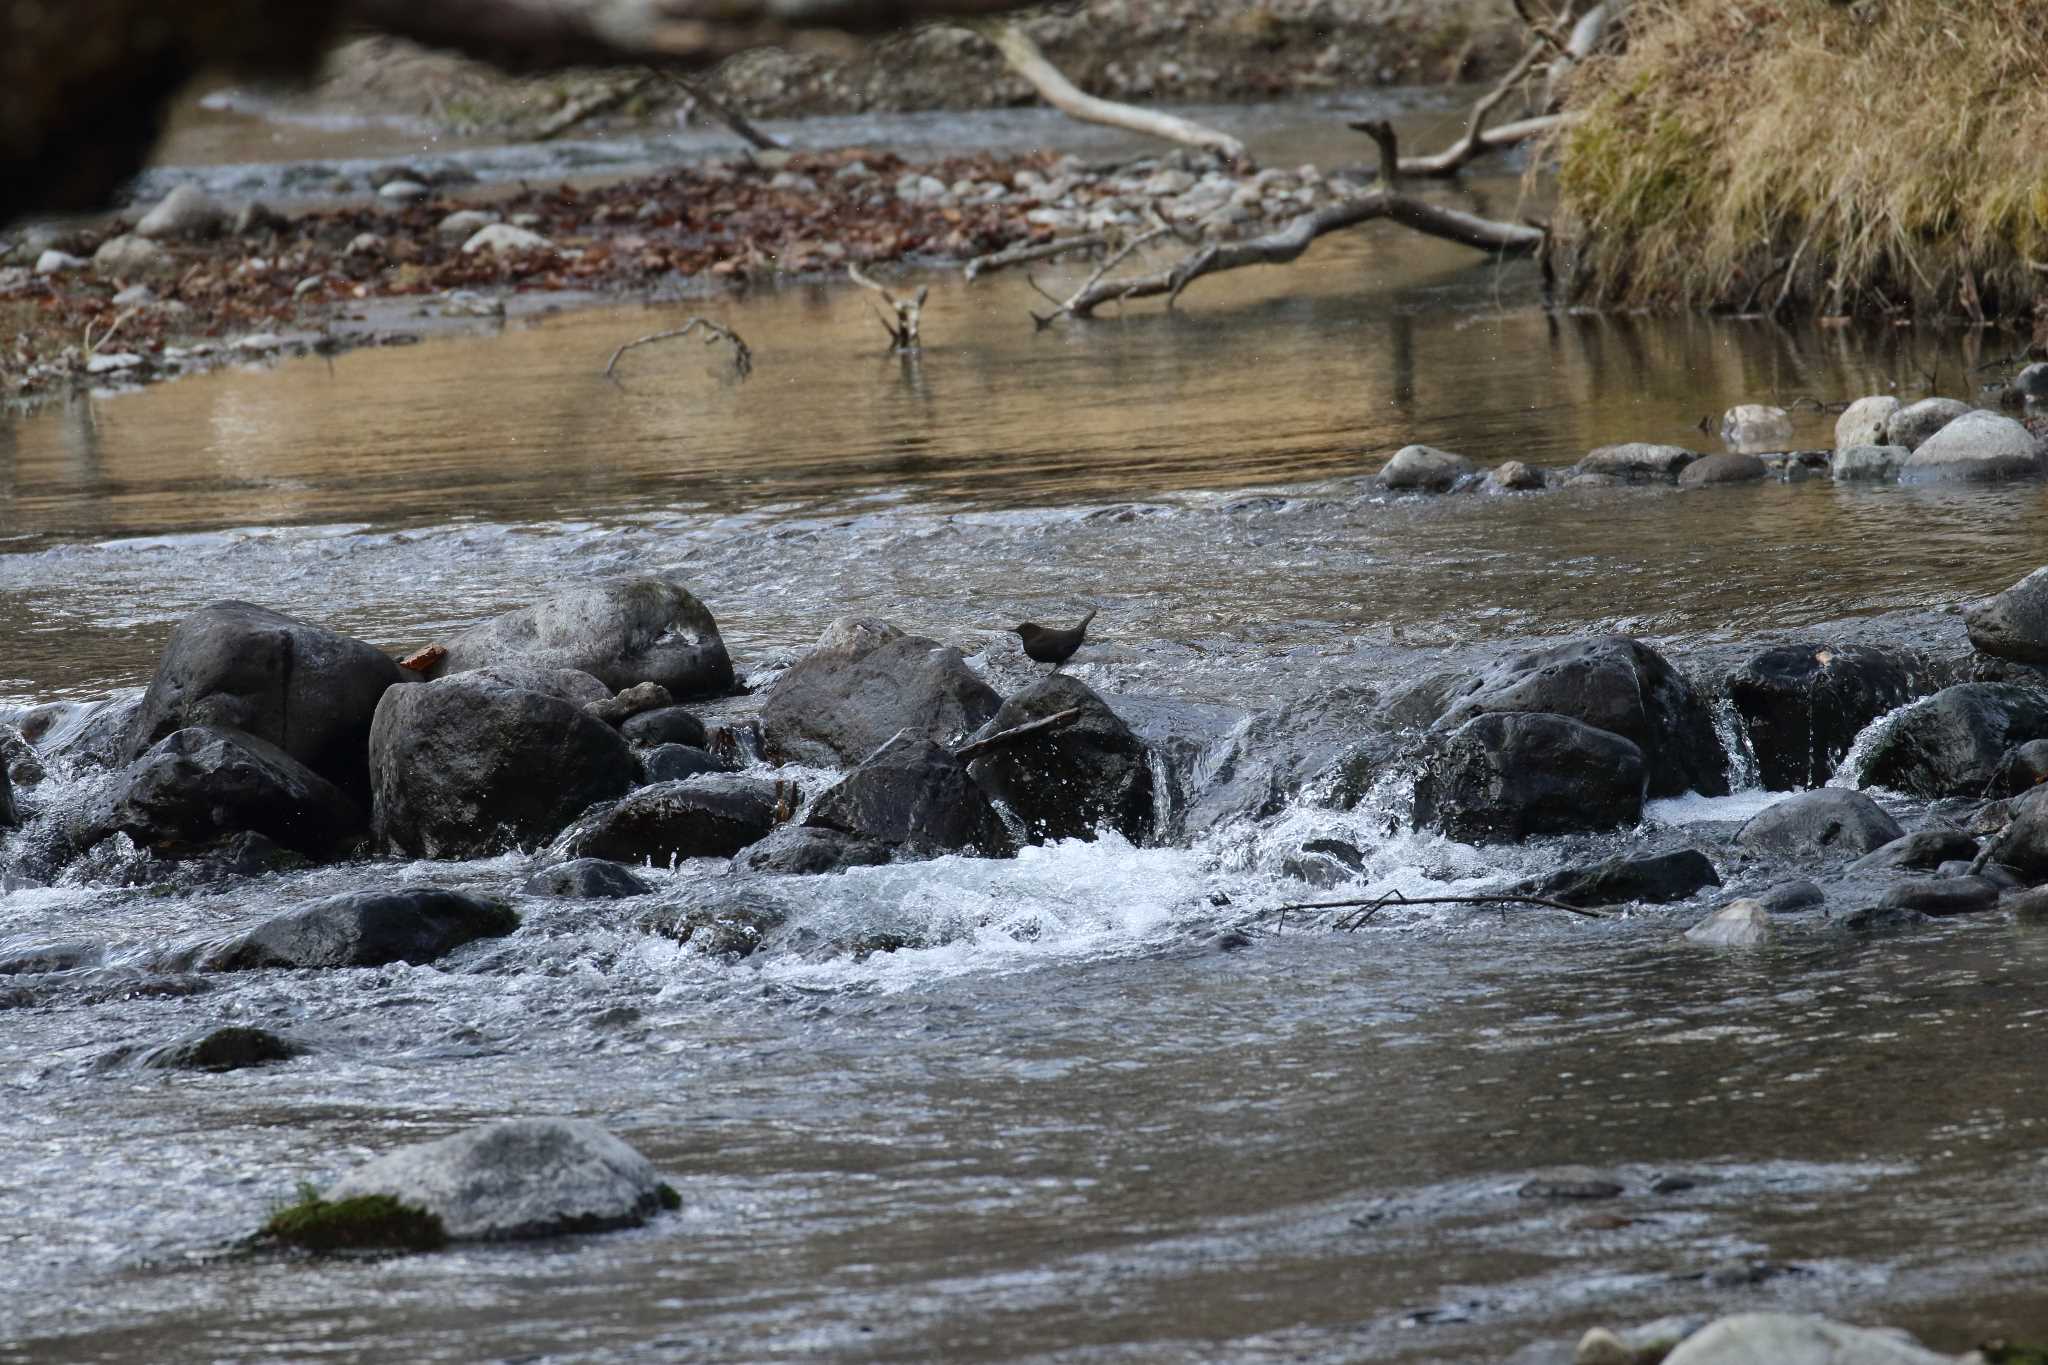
[
  {"left": 1900, "top": 410, "right": 2042, "bottom": 484},
  {"left": 34, "top": 249, "right": 85, "bottom": 275},
  {"left": 1684, "top": 899, "right": 1774, "bottom": 946},
  {"left": 1662, "top": 1313, "right": 1955, "bottom": 1365},
  {"left": 91, "top": 234, "right": 175, "bottom": 281},
  {"left": 1883, "top": 397, "right": 1973, "bottom": 451},
  {"left": 1835, "top": 395, "right": 1900, "bottom": 450},
  {"left": 136, "top": 184, "right": 227, "bottom": 241},
  {"left": 1380, "top": 444, "right": 1475, "bottom": 492},
  {"left": 1831, "top": 444, "right": 1908, "bottom": 481},
  {"left": 462, "top": 224, "right": 554, "bottom": 255},
  {"left": 377, "top": 179, "right": 432, "bottom": 203},
  {"left": 1577, "top": 443, "right": 1699, "bottom": 481},
  {"left": 436, "top": 209, "right": 501, "bottom": 238},
  {"left": 1720, "top": 404, "right": 1792, "bottom": 453}
]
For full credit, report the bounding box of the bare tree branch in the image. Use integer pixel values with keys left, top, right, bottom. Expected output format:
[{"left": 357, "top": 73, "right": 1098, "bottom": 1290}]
[
  {"left": 848, "top": 264, "right": 928, "bottom": 349},
  {"left": 965, "top": 233, "right": 1109, "bottom": 281},
  {"left": 1347, "top": 41, "right": 1556, "bottom": 179},
  {"left": 603, "top": 317, "right": 753, "bottom": 381}
]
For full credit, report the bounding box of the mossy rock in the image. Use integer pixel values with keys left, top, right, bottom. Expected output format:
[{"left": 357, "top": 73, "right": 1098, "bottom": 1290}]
[
  {"left": 262, "top": 1190, "right": 447, "bottom": 1253},
  {"left": 1982, "top": 1345, "right": 2048, "bottom": 1365}
]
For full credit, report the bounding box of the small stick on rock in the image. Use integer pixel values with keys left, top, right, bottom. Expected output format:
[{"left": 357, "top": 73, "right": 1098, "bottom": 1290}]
[
  {"left": 603, "top": 317, "right": 753, "bottom": 382},
  {"left": 953, "top": 707, "right": 1084, "bottom": 763}
]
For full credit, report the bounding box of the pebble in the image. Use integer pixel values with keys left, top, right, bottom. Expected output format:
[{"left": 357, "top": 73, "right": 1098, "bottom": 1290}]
[
  {"left": 462, "top": 224, "right": 554, "bottom": 256},
  {"left": 377, "top": 179, "right": 433, "bottom": 203},
  {"left": 34, "top": 249, "right": 86, "bottom": 275}
]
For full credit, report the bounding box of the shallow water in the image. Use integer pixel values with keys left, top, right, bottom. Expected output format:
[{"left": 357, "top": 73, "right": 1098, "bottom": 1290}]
[{"left": 6, "top": 96, "right": 2048, "bottom": 1364}]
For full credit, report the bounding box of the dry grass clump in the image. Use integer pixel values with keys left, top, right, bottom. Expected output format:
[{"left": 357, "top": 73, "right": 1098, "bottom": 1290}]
[{"left": 1551, "top": 0, "right": 2048, "bottom": 319}]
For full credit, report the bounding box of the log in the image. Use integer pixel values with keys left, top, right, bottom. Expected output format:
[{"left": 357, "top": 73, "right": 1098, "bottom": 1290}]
[{"left": 979, "top": 23, "right": 1247, "bottom": 167}]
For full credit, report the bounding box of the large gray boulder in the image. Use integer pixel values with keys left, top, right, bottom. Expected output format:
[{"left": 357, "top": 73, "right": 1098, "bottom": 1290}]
[
  {"left": 1435, "top": 636, "right": 1727, "bottom": 798},
  {"left": 1725, "top": 644, "right": 1922, "bottom": 789},
  {"left": 807, "top": 733, "right": 1015, "bottom": 856},
  {"left": 1380, "top": 444, "right": 1475, "bottom": 492},
  {"left": 125, "top": 601, "right": 407, "bottom": 802},
  {"left": 1834, "top": 395, "right": 1900, "bottom": 451},
  {"left": 1899, "top": 410, "right": 2041, "bottom": 483},
  {"left": 1575, "top": 443, "right": 1699, "bottom": 482},
  {"left": 86, "top": 725, "right": 365, "bottom": 862},
  {"left": 1660, "top": 1313, "right": 1955, "bottom": 1365},
  {"left": 1965, "top": 566, "right": 2048, "bottom": 665},
  {"left": 761, "top": 617, "right": 1001, "bottom": 767},
  {"left": 1413, "top": 712, "right": 1647, "bottom": 844},
  {"left": 1882, "top": 397, "right": 1972, "bottom": 451},
  {"left": 203, "top": 888, "right": 516, "bottom": 970},
  {"left": 1733, "top": 789, "right": 1903, "bottom": 857},
  {"left": 369, "top": 675, "right": 638, "bottom": 859},
  {"left": 437, "top": 577, "right": 734, "bottom": 700},
  {"left": 559, "top": 777, "right": 780, "bottom": 866},
  {"left": 1859, "top": 683, "right": 2048, "bottom": 797},
  {"left": 963, "top": 675, "right": 1153, "bottom": 845},
  {"left": 324, "top": 1119, "right": 668, "bottom": 1242}
]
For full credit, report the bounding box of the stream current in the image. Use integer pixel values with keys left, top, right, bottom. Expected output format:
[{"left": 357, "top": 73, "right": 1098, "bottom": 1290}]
[{"left": 7, "top": 95, "right": 2048, "bottom": 1364}]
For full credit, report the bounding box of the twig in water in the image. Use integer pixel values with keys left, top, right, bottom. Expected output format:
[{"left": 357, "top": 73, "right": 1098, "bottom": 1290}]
[
  {"left": 848, "top": 263, "right": 927, "bottom": 350},
  {"left": 603, "top": 318, "right": 753, "bottom": 383},
  {"left": 952, "top": 707, "right": 1084, "bottom": 763},
  {"left": 1257, "top": 889, "right": 1610, "bottom": 930}
]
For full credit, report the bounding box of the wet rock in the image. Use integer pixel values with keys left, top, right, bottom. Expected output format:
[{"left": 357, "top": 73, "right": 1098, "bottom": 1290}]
[
  {"left": 1838, "top": 904, "right": 1931, "bottom": 934},
  {"left": 742, "top": 824, "right": 894, "bottom": 875},
  {"left": 91, "top": 234, "right": 175, "bottom": 280},
  {"left": 0, "top": 724, "right": 44, "bottom": 789},
  {"left": 1379, "top": 444, "right": 1474, "bottom": 492},
  {"left": 1719, "top": 404, "right": 1792, "bottom": 453},
  {"left": 806, "top": 733, "right": 1014, "bottom": 856},
  {"left": 559, "top": 777, "right": 780, "bottom": 866},
  {"left": 639, "top": 743, "right": 726, "bottom": 783},
  {"left": 1845, "top": 829, "right": 1978, "bottom": 874},
  {"left": 1488, "top": 460, "right": 1544, "bottom": 491},
  {"left": 1860, "top": 683, "right": 2048, "bottom": 797},
  {"left": 1830, "top": 444, "right": 1909, "bottom": 481},
  {"left": 204, "top": 888, "right": 516, "bottom": 970},
  {"left": 760, "top": 617, "right": 1000, "bottom": 766},
  {"left": 585, "top": 681, "right": 673, "bottom": 726},
  {"left": 1965, "top": 566, "right": 2048, "bottom": 666},
  {"left": 1563, "top": 472, "right": 1625, "bottom": 489},
  {"left": 86, "top": 726, "right": 365, "bottom": 862},
  {"left": 1986, "top": 738, "right": 2048, "bottom": 797},
  {"left": 439, "top": 577, "right": 734, "bottom": 700},
  {"left": 1414, "top": 712, "right": 1647, "bottom": 844},
  {"left": 2008, "top": 886, "right": 2048, "bottom": 922},
  {"left": 22, "top": 695, "right": 143, "bottom": 772},
  {"left": 1726, "top": 643, "right": 1921, "bottom": 790},
  {"left": 1677, "top": 452, "right": 1767, "bottom": 486},
  {"left": 1660, "top": 1312, "right": 1954, "bottom": 1365},
  {"left": 124, "top": 601, "right": 407, "bottom": 802},
  {"left": 1977, "top": 786, "right": 2048, "bottom": 881},
  {"left": 0, "top": 941, "right": 99, "bottom": 974},
  {"left": 321, "top": 1118, "right": 668, "bottom": 1242},
  {"left": 1758, "top": 879, "right": 1825, "bottom": 913},
  {"left": 458, "top": 665, "right": 610, "bottom": 708},
  {"left": 1878, "top": 876, "right": 1999, "bottom": 916},
  {"left": 1518, "top": 1168, "right": 1624, "bottom": 1199},
  {"left": 619, "top": 705, "right": 708, "bottom": 749},
  {"left": 1956, "top": 860, "right": 2019, "bottom": 888},
  {"left": 963, "top": 674, "right": 1153, "bottom": 845},
  {"left": 436, "top": 208, "right": 501, "bottom": 238},
  {"left": 1883, "top": 396, "right": 1973, "bottom": 451},
  {"left": 1835, "top": 395, "right": 1900, "bottom": 450},
  {"left": 136, "top": 185, "right": 227, "bottom": 240},
  {"left": 67, "top": 828, "right": 308, "bottom": 890},
  {"left": 651, "top": 900, "right": 785, "bottom": 957},
  {"left": 1515, "top": 848, "right": 1720, "bottom": 908},
  {"left": 522, "top": 858, "right": 652, "bottom": 900},
  {"left": 0, "top": 767, "right": 13, "bottom": 829},
  {"left": 1284, "top": 836, "right": 1366, "bottom": 888},
  {"left": 1734, "top": 789, "right": 1904, "bottom": 858},
  {"left": 1575, "top": 443, "right": 1699, "bottom": 482},
  {"left": 1436, "top": 635, "right": 1727, "bottom": 798},
  {"left": 139, "top": 1025, "right": 302, "bottom": 1071},
  {"left": 1900, "top": 410, "right": 2043, "bottom": 483},
  {"left": 369, "top": 675, "right": 638, "bottom": 859},
  {"left": 1684, "top": 899, "right": 1774, "bottom": 946},
  {"left": 462, "top": 223, "right": 552, "bottom": 254}
]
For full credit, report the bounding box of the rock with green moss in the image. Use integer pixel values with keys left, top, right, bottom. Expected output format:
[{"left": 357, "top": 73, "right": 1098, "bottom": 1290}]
[{"left": 262, "top": 1191, "right": 447, "bottom": 1253}]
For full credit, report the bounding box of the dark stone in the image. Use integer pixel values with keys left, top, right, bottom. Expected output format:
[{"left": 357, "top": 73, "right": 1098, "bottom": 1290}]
[
  {"left": 1518, "top": 1170, "right": 1624, "bottom": 1200},
  {"left": 1837, "top": 905, "right": 1931, "bottom": 934},
  {"left": 806, "top": 733, "right": 1015, "bottom": 856},
  {"left": 584, "top": 681, "right": 673, "bottom": 726},
  {"left": 759, "top": 618, "right": 1001, "bottom": 766},
  {"left": 22, "top": 695, "right": 143, "bottom": 772},
  {"left": 0, "top": 766, "right": 13, "bottom": 828},
  {"left": 522, "top": 858, "right": 652, "bottom": 899},
  {"left": 140, "top": 1025, "right": 303, "bottom": 1071},
  {"left": 560, "top": 777, "right": 780, "bottom": 866},
  {"left": 86, "top": 726, "right": 365, "bottom": 861},
  {"left": 1987, "top": 738, "right": 2048, "bottom": 798},
  {"left": 1757, "top": 879, "right": 1825, "bottom": 913},
  {"left": 639, "top": 744, "right": 726, "bottom": 784},
  {"left": 368, "top": 675, "right": 638, "bottom": 859},
  {"left": 1413, "top": 712, "right": 1647, "bottom": 844},
  {"left": 645, "top": 901, "right": 786, "bottom": 958},
  {"left": 1435, "top": 636, "right": 1727, "bottom": 799},
  {"left": 1514, "top": 848, "right": 1720, "bottom": 908},
  {"left": 1860, "top": 683, "right": 2048, "bottom": 797},
  {"left": 123, "top": 602, "right": 406, "bottom": 802},
  {"left": 456, "top": 665, "right": 610, "bottom": 707},
  {"left": 619, "top": 706, "right": 708, "bottom": 750},
  {"left": 1677, "top": 452, "right": 1768, "bottom": 487},
  {"left": 1878, "top": 877, "right": 2000, "bottom": 916},
  {"left": 436, "top": 576, "right": 734, "bottom": 700},
  {"left": 741, "top": 825, "right": 894, "bottom": 875},
  {"left": 1845, "top": 829, "right": 1979, "bottom": 874},
  {"left": 2009, "top": 887, "right": 2048, "bottom": 923},
  {"left": 0, "top": 722, "right": 45, "bottom": 789},
  {"left": 1734, "top": 789, "right": 1905, "bottom": 858},
  {"left": 1966, "top": 567, "right": 2048, "bottom": 666},
  {"left": 1726, "top": 644, "right": 1922, "bottom": 790},
  {"left": 1978, "top": 786, "right": 2048, "bottom": 882},
  {"left": 203, "top": 888, "right": 517, "bottom": 970},
  {"left": 1284, "top": 837, "right": 1367, "bottom": 888},
  {"left": 0, "top": 941, "right": 99, "bottom": 974},
  {"left": 963, "top": 675, "right": 1154, "bottom": 845}
]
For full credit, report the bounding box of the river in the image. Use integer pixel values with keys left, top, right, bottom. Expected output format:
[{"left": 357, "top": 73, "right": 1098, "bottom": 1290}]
[{"left": 4, "top": 93, "right": 2047, "bottom": 1364}]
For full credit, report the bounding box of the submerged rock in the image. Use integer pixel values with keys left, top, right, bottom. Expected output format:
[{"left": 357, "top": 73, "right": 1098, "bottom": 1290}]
[
  {"left": 1683, "top": 899, "right": 1774, "bottom": 946},
  {"left": 204, "top": 888, "right": 516, "bottom": 970},
  {"left": 1965, "top": 566, "right": 2048, "bottom": 666},
  {"left": 1488, "top": 460, "right": 1544, "bottom": 491},
  {"left": 560, "top": 777, "right": 781, "bottom": 866},
  {"left": 1719, "top": 404, "right": 1792, "bottom": 453},
  {"left": 1834, "top": 396, "right": 1900, "bottom": 451},
  {"left": 522, "top": 858, "right": 652, "bottom": 900},
  {"left": 1733, "top": 789, "right": 1904, "bottom": 858},
  {"left": 742, "top": 824, "right": 894, "bottom": 875},
  {"left": 438, "top": 576, "right": 734, "bottom": 700},
  {"left": 87, "top": 726, "right": 365, "bottom": 862},
  {"left": 1660, "top": 1312, "right": 1954, "bottom": 1365},
  {"left": 1677, "top": 452, "right": 1767, "bottom": 486},
  {"left": 139, "top": 1025, "right": 302, "bottom": 1071},
  {"left": 963, "top": 675, "right": 1154, "bottom": 845},
  {"left": 1878, "top": 877, "right": 1999, "bottom": 916},
  {"left": 1726, "top": 643, "right": 1921, "bottom": 790},
  {"left": 1859, "top": 683, "right": 2048, "bottom": 797},
  {"left": 1518, "top": 1168, "right": 1624, "bottom": 1200},
  {"left": 760, "top": 617, "right": 1001, "bottom": 766},
  {"left": 1380, "top": 444, "right": 1475, "bottom": 492},
  {"left": 1576, "top": 443, "right": 1699, "bottom": 482},
  {"left": 1900, "top": 410, "right": 2042, "bottom": 483},
  {"left": 1414, "top": 712, "right": 1646, "bottom": 844},
  {"left": 1757, "top": 879, "right": 1825, "bottom": 913},
  {"left": 1515, "top": 848, "right": 1720, "bottom": 908},
  {"left": 807, "top": 733, "right": 1014, "bottom": 856}
]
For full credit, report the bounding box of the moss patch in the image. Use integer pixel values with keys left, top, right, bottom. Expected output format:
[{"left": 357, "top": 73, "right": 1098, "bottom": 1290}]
[
  {"left": 261, "top": 1188, "right": 447, "bottom": 1253},
  {"left": 656, "top": 1182, "right": 682, "bottom": 1211}
]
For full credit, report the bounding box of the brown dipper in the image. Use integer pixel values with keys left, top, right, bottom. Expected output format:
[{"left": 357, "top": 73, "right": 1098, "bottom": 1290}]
[{"left": 1013, "top": 609, "right": 1096, "bottom": 669}]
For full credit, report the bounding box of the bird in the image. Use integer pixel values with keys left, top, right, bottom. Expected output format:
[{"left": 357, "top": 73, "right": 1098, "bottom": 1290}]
[{"left": 1012, "top": 609, "right": 1096, "bottom": 670}]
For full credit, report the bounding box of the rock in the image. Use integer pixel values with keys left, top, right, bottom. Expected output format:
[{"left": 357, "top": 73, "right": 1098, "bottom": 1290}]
[
  {"left": 1719, "top": 404, "right": 1792, "bottom": 453},
  {"left": 1878, "top": 876, "right": 1999, "bottom": 916},
  {"left": 2016, "top": 362, "right": 2048, "bottom": 401},
  {"left": 894, "top": 172, "right": 947, "bottom": 202},
  {"left": 1515, "top": 848, "right": 1720, "bottom": 908},
  {"left": 320, "top": 1118, "right": 668, "bottom": 1243},
  {"left": 1436, "top": 636, "right": 1727, "bottom": 798},
  {"left": 204, "top": 888, "right": 516, "bottom": 970},
  {"left": 522, "top": 858, "right": 652, "bottom": 899},
  {"left": 1977, "top": 786, "right": 2048, "bottom": 881},
  {"left": 1838, "top": 905, "right": 1932, "bottom": 934},
  {"left": 742, "top": 824, "right": 894, "bottom": 875},
  {"left": 619, "top": 706, "right": 708, "bottom": 749},
  {"left": 1413, "top": 712, "right": 1647, "bottom": 844},
  {"left": 462, "top": 223, "right": 552, "bottom": 254},
  {"left": 458, "top": 665, "right": 611, "bottom": 708},
  {"left": 962, "top": 675, "right": 1154, "bottom": 845},
  {"left": 378, "top": 178, "right": 433, "bottom": 203},
  {"left": 1660, "top": 1313, "right": 1954, "bottom": 1365},
  {"left": 91, "top": 234, "right": 175, "bottom": 280},
  {"left": 139, "top": 1025, "right": 302, "bottom": 1071},
  {"left": 1846, "top": 829, "right": 1978, "bottom": 873},
  {"left": 760, "top": 617, "right": 1000, "bottom": 766},
  {"left": 1488, "top": 460, "right": 1544, "bottom": 491},
  {"left": 806, "top": 734, "right": 1014, "bottom": 856},
  {"left": 111, "top": 283, "right": 157, "bottom": 307},
  {"left": 2008, "top": 886, "right": 2048, "bottom": 922},
  {"left": 1960, "top": 860, "right": 2020, "bottom": 888},
  {"left": 344, "top": 232, "right": 384, "bottom": 257},
  {"left": 1835, "top": 395, "right": 1900, "bottom": 450},
  {"left": 436, "top": 209, "right": 501, "bottom": 238},
  {"left": 1758, "top": 879, "right": 1825, "bottom": 913},
  {"left": 585, "top": 681, "right": 673, "bottom": 726},
  {"left": 1965, "top": 566, "right": 2048, "bottom": 665},
  {"left": 1518, "top": 1168, "right": 1624, "bottom": 1199},
  {"left": 1986, "top": 738, "right": 2048, "bottom": 797},
  {"left": 1380, "top": 444, "right": 1475, "bottom": 492},
  {"left": 233, "top": 201, "right": 289, "bottom": 236},
  {"left": 1883, "top": 396, "right": 1974, "bottom": 451},
  {"left": 369, "top": 675, "right": 638, "bottom": 859},
  {"left": 136, "top": 184, "right": 227, "bottom": 240},
  {"left": 1831, "top": 444, "right": 1909, "bottom": 480},
  {"left": 1575, "top": 443, "right": 1699, "bottom": 482},
  {"left": 1900, "top": 410, "right": 2042, "bottom": 483},
  {"left": 87, "top": 726, "right": 365, "bottom": 862},
  {"left": 1684, "top": 899, "right": 1775, "bottom": 946},
  {"left": 1860, "top": 683, "right": 2048, "bottom": 797},
  {"left": 1727, "top": 643, "right": 1921, "bottom": 789},
  {"left": 1677, "top": 452, "right": 1768, "bottom": 486},
  {"left": 439, "top": 577, "right": 733, "bottom": 700},
  {"left": 639, "top": 744, "right": 725, "bottom": 783},
  {"left": 33, "top": 248, "right": 85, "bottom": 274},
  {"left": 124, "top": 601, "right": 407, "bottom": 802},
  {"left": 561, "top": 777, "right": 779, "bottom": 866},
  {"left": 1734, "top": 789, "right": 1905, "bottom": 858}
]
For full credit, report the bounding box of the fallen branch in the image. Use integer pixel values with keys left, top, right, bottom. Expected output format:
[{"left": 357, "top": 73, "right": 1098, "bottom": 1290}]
[
  {"left": 965, "top": 233, "right": 1108, "bottom": 281},
  {"left": 1347, "top": 43, "right": 1567, "bottom": 179},
  {"left": 664, "top": 73, "right": 788, "bottom": 150},
  {"left": 848, "top": 264, "right": 926, "bottom": 349},
  {"left": 953, "top": 707, "right": 1084, "bottom": 763},
  {"left": 603, "top": 318, "right": 753, "bottom": 381},
  {"left": 1257, "top": 889, "right": 1610, "bottom": 930}
]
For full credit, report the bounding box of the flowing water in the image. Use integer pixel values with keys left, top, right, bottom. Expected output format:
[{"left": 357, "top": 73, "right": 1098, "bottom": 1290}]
[{"left": 7, "top": 95, "right": 2048, "bottom": 1364}]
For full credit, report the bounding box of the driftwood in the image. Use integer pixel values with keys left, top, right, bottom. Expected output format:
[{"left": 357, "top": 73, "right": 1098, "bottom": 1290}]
[
  {"left": 1258, "top": 889, "right": 1610, "bottom": 930},
  {"left": 848, "top": 264, "right": 927, "bottom": 349},
  {"left": 603, "top": 317, "right": 753, "bottom": 381},
  {"left": 952, "top": 707, "right": 1084, "bottom": 763},
  {"left": 1346, "top": 42, "right": 1575, "bottom": 180},
  {"left": 965, "top": 233, "right": 1109, "bottom": 281}
]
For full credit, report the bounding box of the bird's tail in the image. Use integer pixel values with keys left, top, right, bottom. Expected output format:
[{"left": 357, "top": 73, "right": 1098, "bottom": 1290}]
[{"left": 1078, "top": 609, "right": 1098, "bottom": 632}]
